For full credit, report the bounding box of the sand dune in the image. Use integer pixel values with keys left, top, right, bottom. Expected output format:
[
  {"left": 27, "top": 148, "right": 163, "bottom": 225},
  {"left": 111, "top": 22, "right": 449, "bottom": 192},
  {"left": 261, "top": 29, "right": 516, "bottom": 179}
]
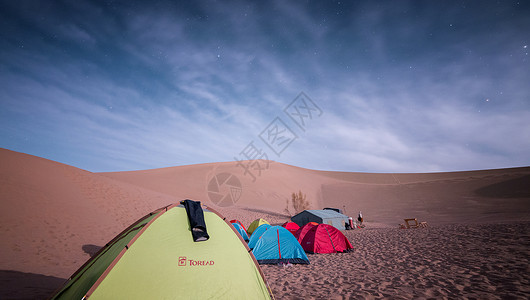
[
  {"left": 321, "top": 170, "right": 530, "bottom": 226},
  {"left": 0, "top": 149, "right": 176, "bottom": 278},
  {"left": 102, "top": 159, "right": 530, "bottom": 225},
  {"left": 101, "top": 160, "right": 339, "bottom": 215},
  {"left": 1, "top": 148, "right": 529, "bottom": 299}
]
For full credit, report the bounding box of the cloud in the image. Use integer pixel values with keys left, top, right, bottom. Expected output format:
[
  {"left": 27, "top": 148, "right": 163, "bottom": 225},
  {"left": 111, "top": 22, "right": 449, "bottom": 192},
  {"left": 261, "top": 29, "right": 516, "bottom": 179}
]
[{"left": 1, "top": 1, "right": 529, "bottom": 172}]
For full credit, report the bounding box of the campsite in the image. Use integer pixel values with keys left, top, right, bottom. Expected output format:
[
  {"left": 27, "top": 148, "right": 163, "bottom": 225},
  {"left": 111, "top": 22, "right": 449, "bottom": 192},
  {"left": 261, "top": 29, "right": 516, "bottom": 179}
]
[
  {"left": 1, "top": 149, "right": 530, "bottom": 299},
  {"left": 2, "top": 1, "right": 530, "bottom": 298}
]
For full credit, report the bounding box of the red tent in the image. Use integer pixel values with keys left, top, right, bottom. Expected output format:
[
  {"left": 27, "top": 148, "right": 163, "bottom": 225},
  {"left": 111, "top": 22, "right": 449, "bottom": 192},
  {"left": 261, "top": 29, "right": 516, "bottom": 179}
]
[
  {"left": 294, "top": 222, "right": 317, "bottom": 241},
  {"left": 281, "top": 222, "right": 300, "bottom": 234},
  {"left": 296, "top": 223, "right": 353, "bottom": 254},
  {"left": 229, "top": 219, "right": 247, "bottom": 232}
]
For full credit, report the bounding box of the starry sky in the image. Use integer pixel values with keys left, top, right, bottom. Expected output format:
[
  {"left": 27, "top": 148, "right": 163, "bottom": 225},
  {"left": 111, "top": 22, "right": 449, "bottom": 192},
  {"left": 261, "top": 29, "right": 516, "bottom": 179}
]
[{"left": 1, "top": 0, "right": 529, "bottom": 173}]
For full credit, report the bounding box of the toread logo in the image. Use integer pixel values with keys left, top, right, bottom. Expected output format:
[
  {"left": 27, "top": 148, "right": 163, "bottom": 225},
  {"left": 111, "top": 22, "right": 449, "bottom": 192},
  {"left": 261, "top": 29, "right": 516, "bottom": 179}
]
[
  {"left": 178, "top": 256, "right": 215, "bottom": 266},
  {"left": 178, "top": 256, "right": 187, "bottom": 266}
]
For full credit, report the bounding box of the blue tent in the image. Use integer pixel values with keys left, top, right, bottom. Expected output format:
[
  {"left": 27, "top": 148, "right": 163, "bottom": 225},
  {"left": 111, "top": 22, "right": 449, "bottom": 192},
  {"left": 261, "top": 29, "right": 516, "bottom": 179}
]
[
  {"left": 248, "top": 224, "right": 271, "bottom": 249},
  {"left": 252, "top": 226, "right": 309, "bottom": 265},
  {"left": 232, "top": 222, "right": 250, "bottom": 242}
]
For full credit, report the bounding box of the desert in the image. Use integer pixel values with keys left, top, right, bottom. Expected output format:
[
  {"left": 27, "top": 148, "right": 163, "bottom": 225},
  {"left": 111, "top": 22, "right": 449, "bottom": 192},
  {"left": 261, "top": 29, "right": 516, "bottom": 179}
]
[
  {"left": 2, "top": 1, "right": 530, "bottom": 299},
  {"left": 1, "top": 148, "right": 529, "bottom": 299}
]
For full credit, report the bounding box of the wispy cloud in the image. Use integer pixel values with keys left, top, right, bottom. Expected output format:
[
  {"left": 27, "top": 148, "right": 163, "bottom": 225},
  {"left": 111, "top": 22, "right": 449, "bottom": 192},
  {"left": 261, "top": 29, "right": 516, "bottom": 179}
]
[{"left": 1, "top": 1, "right": 528, "bottom": 172}]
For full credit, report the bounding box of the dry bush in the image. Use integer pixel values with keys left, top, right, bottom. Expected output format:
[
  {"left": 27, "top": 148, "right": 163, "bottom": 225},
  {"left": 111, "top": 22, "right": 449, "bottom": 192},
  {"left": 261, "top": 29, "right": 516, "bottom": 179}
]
[{"left": 285, "top": 190, "right": 310, "bottom": 216}]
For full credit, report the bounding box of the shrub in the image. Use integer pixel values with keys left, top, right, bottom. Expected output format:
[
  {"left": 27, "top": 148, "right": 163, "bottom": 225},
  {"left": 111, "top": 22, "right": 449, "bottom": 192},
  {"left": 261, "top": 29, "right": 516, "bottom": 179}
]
[{"left": 284, "top": 190, "right": 310, "bottom": 216}]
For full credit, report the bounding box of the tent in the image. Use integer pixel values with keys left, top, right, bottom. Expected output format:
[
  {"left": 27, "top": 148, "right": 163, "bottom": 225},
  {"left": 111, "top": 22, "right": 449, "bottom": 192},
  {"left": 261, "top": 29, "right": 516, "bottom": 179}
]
[
  {"left": 252, "top": 226, "right": 309, "bottom": 264},
  {"left": 247, "top": 218, "right": 270, "bottom": 235},
  {"left": 291, "top": 210, "right": 349, "bottom": 230},
  {"left": 323, "top": 207, "right": 343, "bottom": 214},
  {"left": 232, "top": 222, "right": 250, "bottom": 242},
  {"left": 230, "top": 219, "right": 247, "bottom": 232},
  {"left": 248, "top": 224, "right": 271, "bottom": 249},
  {"left": 51, "top": 202, "right": 272, "bottom": 299},
  {"left": 296, "top": 223, "right": 353, "bottom": 254},
  {"left": 294, "top": 222, "right": 317, "bottom": 241},
  {"left": 281, "top": 221, "right": 300, "bottom": 234}
]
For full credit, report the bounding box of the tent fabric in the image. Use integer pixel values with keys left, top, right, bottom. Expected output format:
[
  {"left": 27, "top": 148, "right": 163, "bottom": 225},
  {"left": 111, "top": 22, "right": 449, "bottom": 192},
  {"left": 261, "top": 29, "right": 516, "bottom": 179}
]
[
  {"left": 232, "top": 222, "right": 250, "bottom": 242},
  {"left": 230, "top": 219, "right": 247, "bottom": 232},
  {"left": 296, "top": 223, "right": 353, "bottom": 254},
  {"left": 247, "top": 218, "right": 270, "bottom": 235},
  {"left": 252, "top": 226, "right": 309, "bottom": 265},
  {"left": 51, "top": 203, "right": 272, "bottom": 300},
  {"left": 50, "top": 207, "right": 164, "bottom": 300},
  {"left": 281, "top": 222, "right": 300, "bottom": 234},
  {"left": 294, "top": 222, "right": 317, "bottom": 241},
  {"left": 248, "top": 224, "right": 271, "bottom": 249},
  {"left": 291, "top": 210, "right": 349, "bottom": 230}
]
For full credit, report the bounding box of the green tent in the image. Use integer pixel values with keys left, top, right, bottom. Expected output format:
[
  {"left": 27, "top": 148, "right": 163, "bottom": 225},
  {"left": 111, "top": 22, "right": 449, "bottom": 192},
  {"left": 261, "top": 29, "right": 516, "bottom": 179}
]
[
  {"left": 247, "top": 218, "right": 270, "bottom": 235},
  {"left": 51, "top": 203, "right": 272, "bottom": 299}
]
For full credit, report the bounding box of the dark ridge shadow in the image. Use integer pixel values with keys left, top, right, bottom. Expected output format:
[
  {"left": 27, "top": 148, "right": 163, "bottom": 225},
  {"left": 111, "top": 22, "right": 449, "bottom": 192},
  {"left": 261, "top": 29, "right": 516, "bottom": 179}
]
[
  {"left": 475, "top": 175, "right": 530, "bottom": 198},
  {"left": 0, "top": 270, "right": 66, "bottom": 300},
  {"left": 82, "top": 244, "right": 103, "bottom": 258}
]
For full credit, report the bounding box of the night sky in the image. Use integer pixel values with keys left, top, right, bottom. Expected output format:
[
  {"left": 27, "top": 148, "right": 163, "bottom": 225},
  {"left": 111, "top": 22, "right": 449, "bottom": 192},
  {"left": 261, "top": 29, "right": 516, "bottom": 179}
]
[{"left": 1, "top": 1, "right": 529, "bottom": 172}]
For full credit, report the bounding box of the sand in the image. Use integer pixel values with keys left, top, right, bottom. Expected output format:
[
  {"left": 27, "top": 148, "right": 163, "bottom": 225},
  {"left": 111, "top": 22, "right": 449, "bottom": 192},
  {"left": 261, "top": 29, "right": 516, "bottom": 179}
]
[
  {"left": 1, "top": 148, "right": 529, "bottom": 299},
  {"left": 261, "top": 223, "right": 530, "bottom": 299},
  {"left": 0, "top": 148, "right": 175, "bottom": 295}
]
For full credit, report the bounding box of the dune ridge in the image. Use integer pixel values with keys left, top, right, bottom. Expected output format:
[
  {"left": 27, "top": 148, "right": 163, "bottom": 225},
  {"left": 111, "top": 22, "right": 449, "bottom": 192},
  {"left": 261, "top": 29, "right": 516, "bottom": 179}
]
[{"left": 101, "top": 157, "right": 530, "bottom": 225}]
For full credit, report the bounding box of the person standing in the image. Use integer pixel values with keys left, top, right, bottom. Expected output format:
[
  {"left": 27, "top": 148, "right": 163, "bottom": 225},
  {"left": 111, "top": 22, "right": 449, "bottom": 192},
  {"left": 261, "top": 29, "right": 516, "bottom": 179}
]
[{"left": 357, "top": 211, "right": 363, "bottom": 226}]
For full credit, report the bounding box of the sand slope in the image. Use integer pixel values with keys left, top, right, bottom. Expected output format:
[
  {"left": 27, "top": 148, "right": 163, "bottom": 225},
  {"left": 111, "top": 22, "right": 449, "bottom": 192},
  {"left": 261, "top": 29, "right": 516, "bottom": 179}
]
[
  {"left": 101, "top": 160, "right": 340, "bottom": 217},
  {"left": 103, "top": 161, "right": 530, "bottom": 225},
  {"left": 320, "top": 168, "right": 530, "bottom": 225},
  {"left": 0, "top": 149, "right": 176, "bottom": 279}
]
